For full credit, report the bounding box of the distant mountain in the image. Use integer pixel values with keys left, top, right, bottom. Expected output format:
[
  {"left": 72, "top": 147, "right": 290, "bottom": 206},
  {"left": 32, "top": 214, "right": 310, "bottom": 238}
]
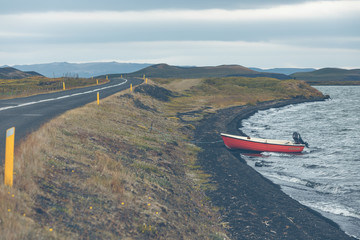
[
  {"left": 117, "top": 64, "right": 290, "bottom": 79},
  {"left": 0, "top": 67, "right": 43, "bottom": 79},
  {"left": 13, "top": 62, "right": 152, "bottom": 78},
  {"left": 290, "top": 68, "right": 360, "bottom": 84},
  {"left": 250, "top": 67, "right": 316, "bottom": 75}
]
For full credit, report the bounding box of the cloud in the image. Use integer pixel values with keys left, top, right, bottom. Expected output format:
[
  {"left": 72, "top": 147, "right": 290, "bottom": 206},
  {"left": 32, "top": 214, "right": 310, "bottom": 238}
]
[
  {"left": 2, "top": 41, "right": 359, "bottom": 68},
  {"left": 2, "top": 1, "right": 360, "bottom": 24},
  {"left": 0, "top": 32, "right": 46, "bottom": 38},
  {"left": 0, "top": 0, "right": 337, "bottom": 13},
  {"left": 0, "top": 0, "right": 359, "bottom": 67},
  {"left": 1, "top": 1, "right": 358, "bottom": 46}
]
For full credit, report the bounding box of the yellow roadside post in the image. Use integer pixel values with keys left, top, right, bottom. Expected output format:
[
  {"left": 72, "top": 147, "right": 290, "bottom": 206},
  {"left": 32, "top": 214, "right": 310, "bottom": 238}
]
[
  {"left": 121, "top": 74, "right": 123, "bottom": 78},
  {"left": 97, "top": 92, "right": 100, "bottom": 105},
  {"left": 63, "top": 82, "right": 66, "bottom": 90},
  {"left": 106, "top": 75, "right": 108, "bottom": 81},
  {"left": 145, "top": 78, "right": 148, "bottom": 84},
  {"left": 130, "top": 84, "right": 133, "bottom": 92},
  {"left": 96, "top": 79, "right": 99, "bottom": 85},
  {"left": 4, "top": 127, "right": 15, "bottom": 187},
  {"left": 143, "top": 74, "right": 145, "bottom": 80}
]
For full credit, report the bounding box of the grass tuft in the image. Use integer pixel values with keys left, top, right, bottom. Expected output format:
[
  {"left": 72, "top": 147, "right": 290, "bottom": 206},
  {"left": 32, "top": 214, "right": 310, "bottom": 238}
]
[
  {"left": 0, "top": 76, "right": 108, "bottom": 99},
  {"left": 1, "top": 81, "right": 230, "bottom": 239},
  {"left": 1, "top": 77, "right": 322, "bottom": 239}
]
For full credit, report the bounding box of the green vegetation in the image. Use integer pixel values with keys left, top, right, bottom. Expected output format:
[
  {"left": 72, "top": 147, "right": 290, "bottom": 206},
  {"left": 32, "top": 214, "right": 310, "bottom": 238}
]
[
  {"left": 154, "top": 77, "right": 324, "bottom": 117},
  {"left": 0, "top": 76, "right": 324, "bottom": 239},
  {"left": 190, "top": 77, "right": 323, "bottom": 99},
  {"left": 0, "top": 76, "right": 107, "bottom": 99},
  {"left": 290, "top": 68, "right": 360, "bottom": 85},
  {"left": 0, "top": 66, "right": 42, "bottom": 79},
  {"left": 0, "top": 83, "right": 229, "bottom": 239},
  {"left": 112, "top": 63, "right": 289, "bottom": 80}
]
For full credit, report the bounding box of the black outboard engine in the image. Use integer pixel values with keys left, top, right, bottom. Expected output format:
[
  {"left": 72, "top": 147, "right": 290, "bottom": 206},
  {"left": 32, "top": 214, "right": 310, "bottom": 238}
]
[{"left": 293, "top": 132, "right": 309, "bottom": 148}]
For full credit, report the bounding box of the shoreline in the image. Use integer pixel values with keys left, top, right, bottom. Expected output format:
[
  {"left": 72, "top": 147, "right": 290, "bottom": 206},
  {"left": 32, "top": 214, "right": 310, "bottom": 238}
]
[{"left": 194, "top": 96, "right": 355, "bottom": 239}]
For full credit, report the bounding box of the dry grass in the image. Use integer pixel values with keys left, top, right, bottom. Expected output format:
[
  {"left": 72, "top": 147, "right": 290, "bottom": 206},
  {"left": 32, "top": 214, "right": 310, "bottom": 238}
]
[
  {"left": 0, "top": 125, "right": 56, "bottom": 239},
  {"left": 0, "top": 76, "right": 108, "bottom": 99},
  {"left": 154, "top": 78, "right": 203, "bottom": 92},
  {"left": 0, "top": 82, "right": 230, "bottom": 239},
  {"left": 152, "top": 77, "right": 324, "bottom": 118},
  {"left": 0, "top": 77, "right": 324, "bottom": 239}
]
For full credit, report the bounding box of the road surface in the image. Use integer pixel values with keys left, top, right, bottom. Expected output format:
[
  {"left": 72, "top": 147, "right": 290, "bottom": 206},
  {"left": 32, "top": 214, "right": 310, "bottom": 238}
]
[{"left": 0, "top": 77, "right": 142, "bottom": 163}]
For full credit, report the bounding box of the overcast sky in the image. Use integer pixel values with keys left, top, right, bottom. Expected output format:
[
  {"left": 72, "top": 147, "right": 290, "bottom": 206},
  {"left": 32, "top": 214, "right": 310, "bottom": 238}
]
[{"left": 1, "top": 0, "right": 359, "bottom": 68}]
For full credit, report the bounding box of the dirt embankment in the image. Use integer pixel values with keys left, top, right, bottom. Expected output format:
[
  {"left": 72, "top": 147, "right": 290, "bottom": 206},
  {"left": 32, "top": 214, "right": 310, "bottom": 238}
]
[
  {"left": 0, "top": 83, "right": 230, "bottom": 240},
  {"left": 193, "top": 96, "right": 355, "bottom": 240}
]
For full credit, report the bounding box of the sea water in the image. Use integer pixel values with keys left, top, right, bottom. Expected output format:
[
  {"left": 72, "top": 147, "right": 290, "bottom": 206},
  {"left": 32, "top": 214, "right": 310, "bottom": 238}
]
[{"left": 241, "top": 86, "right": 360, "bottom": 239}]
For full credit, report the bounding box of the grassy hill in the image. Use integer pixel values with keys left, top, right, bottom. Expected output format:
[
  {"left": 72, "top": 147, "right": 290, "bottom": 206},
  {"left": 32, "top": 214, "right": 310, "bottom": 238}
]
[
  {"left": 13, "top": 62, "right": 152, "bottom": 78},
  {"left": 154, "top": 77, "right": 324, "bottom": 112},
  {"left": 0, "top": 77, "right": 325, "bottom": 239},
  {"left": 0, "top": 81, "right": 231, "bottom": 239},
  {"left": 290, "top": 68, "right": 360, "bottom": 85},
  {"left": 0, "top": 67, "right": 43, "bottom": 79},
  {"left": 106, "top": 64, "right": 291, "bottom": 80},
  {"left": 250, "top": 67, "right": 315, "bottom": 75}
]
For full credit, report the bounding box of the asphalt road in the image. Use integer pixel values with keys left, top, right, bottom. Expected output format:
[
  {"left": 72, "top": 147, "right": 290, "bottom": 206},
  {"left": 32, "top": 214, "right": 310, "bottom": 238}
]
[{"left": 0, "top": 77, "right": 142, "bottom": 163}]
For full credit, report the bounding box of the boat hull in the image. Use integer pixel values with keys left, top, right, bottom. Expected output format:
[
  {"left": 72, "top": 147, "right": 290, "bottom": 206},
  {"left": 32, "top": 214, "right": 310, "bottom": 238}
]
[{"left": 221, "top": 133, "right": 305, "bottom": 153}]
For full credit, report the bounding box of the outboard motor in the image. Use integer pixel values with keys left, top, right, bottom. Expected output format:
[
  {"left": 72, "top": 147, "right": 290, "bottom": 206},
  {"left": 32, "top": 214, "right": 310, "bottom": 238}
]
[{"left": 293, "top": 132, "right": 309, "bottom": 148}]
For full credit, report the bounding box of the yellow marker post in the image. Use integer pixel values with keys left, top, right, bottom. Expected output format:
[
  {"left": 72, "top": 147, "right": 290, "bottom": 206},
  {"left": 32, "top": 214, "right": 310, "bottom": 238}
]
[
  {"left": 96, "top": 79, "right": 99, "bottom": 85},
  {"left": 97, "top": 92, "right": 100, "bottom": 105},
  {"left": 121, "top": 74, "right": 123, "bottom": 78},
  {"left": 145, "top": 78, "right": 148, "bottom": 84},
  {"left": 106, "top": 75, "right": 108, "bottom": 81},
  {"left": 63, "top": 82, "right": 66, "bottom": 90},
  {"left": 130, "top": 84, "right": 133, "bottom": 92},
  {"left": 4, "top": 127, "right": 15, "bottom": 187}
]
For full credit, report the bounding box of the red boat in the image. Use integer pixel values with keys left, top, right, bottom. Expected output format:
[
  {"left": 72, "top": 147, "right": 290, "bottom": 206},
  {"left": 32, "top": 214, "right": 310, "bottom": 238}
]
[{"left": 221, "top": 133, "right": 306, "bottom": 153}]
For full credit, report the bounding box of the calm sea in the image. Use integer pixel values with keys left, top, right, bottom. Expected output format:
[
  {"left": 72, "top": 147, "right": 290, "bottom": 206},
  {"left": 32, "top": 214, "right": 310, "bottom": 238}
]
[{"left": 241, "top": 86, "right": 360, "bottom": 239}]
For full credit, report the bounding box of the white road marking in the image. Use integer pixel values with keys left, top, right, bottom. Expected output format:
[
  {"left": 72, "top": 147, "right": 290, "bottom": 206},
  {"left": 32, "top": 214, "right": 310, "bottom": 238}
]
[
  {"left": 21, "top": 114, "right": 44, "bottom": 117},
  {"left": 0, "top": 79, "right": 128, "bottom": 112}
]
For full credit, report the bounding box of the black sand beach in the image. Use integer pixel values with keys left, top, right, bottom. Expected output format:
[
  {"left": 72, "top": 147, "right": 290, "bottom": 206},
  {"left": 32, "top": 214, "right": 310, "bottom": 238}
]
[{"left": 194, "top": 97, "right": 355, "bottom": 240}]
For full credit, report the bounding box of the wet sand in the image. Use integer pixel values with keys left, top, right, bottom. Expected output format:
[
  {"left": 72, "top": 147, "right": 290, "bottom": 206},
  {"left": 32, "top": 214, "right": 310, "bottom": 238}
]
[{"left": 194, "top": 97, "right": 356, "bottom": 239}]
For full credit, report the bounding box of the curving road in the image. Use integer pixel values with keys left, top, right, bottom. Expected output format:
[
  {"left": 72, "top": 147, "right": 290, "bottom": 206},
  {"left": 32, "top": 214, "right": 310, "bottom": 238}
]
[{"left": 0, "top": 77, "right": 142, "bottom": 163}]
